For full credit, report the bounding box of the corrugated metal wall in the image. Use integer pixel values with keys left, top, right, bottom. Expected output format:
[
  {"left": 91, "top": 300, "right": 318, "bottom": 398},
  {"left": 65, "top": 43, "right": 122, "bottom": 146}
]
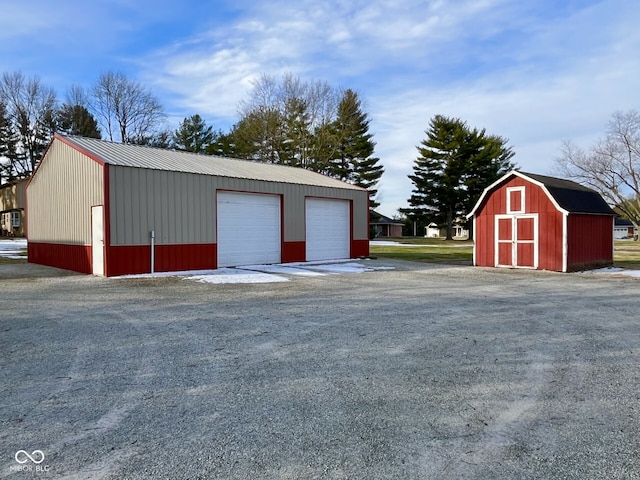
[
  {"left": 27, "top": 140, "right": 103, "bottom": 244},
  {"left": 109, "top": 166, "right": 369, "bottom": 246}
]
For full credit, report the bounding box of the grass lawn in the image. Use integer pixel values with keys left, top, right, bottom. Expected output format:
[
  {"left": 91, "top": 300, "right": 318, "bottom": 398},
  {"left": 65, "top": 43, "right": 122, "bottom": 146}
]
[
  {"left": 613, "top": 240, "right": 640, "bottom": 269},
  {"left": 370, "top": 237, "right": 473, "bottom": 265},
  {"left": 371, "top": 237, "right": 640, "bottom": 269}
]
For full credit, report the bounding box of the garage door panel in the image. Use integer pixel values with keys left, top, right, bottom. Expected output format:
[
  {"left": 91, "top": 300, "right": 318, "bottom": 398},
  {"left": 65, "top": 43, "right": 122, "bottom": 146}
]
[
  {"left": 218, "top": 192, "right": 281, "bottom": 267},
  {"left": 306, "top": 198, "right": 350, "bottom": 261}
]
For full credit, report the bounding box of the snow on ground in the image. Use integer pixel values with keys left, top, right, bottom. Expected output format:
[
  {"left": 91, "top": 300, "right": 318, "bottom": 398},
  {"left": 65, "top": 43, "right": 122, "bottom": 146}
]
[
  {"left": 586, "top": 267, "right": 640, "bottom": 278},
  {"left": 114, "top": 260, "right": 395, "bottom": 284},
  {"left": 237, "top": 264, "right": 326, "bottom": 276},
  {"left": 0, "top": 238, "right": 27, "bottom": 259},
  {"left": 284, "top": 261, "right": 395, "bottom": 274},
  {"left": 188, "top": 269, "right": 289, "bottom": 284},
  {"left": 116, "top": 268, "right": 289, "bottom": 284}
]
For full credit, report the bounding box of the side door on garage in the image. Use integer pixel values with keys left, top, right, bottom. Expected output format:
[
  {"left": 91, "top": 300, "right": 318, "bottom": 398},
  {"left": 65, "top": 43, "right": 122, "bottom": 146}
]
[
  {"left": 217, "top": 192, "right": 281, "bottom": 267},
  {"left": 305, "top": 197, "right": 350, "bottom": 262}
]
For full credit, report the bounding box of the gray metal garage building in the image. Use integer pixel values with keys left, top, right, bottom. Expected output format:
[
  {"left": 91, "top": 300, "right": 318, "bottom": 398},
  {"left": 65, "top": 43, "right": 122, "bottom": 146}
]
[{"left": 27, "top": 134, "right": 370, "bottom": 276}]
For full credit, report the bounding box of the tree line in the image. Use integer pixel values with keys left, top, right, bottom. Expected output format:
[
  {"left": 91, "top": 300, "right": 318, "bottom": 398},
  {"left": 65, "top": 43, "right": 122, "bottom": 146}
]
[
  {"left": 0, "top": 71, "right": 384, "bottom": 208},
  {"left": 10, "top": 69, "right": 633, "bottom": 238}
]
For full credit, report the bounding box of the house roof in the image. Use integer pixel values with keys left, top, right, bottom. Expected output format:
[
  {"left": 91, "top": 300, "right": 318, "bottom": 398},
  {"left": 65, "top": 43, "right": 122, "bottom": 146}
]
[
  {"left": 467, "top": 170, "right": 615, "bottom": 218},
  {"left": 54, "top": 134, "right": 365, "bottom": 191},
  {"left": 615, "top": 218, "right": 634, "bottom": 227},
  {"left": 370, "top": 210, "right": 403, "bottom": 225}
]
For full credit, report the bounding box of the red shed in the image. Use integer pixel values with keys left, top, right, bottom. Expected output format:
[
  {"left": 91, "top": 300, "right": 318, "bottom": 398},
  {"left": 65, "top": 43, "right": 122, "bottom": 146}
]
[{"left": 467, "top": 171, "right": 615, "bottom": 272}]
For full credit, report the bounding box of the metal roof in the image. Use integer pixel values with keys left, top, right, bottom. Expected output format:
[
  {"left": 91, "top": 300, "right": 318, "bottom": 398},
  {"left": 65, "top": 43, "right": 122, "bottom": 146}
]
[{"left": 59, "top": 134, "right": 365, "bottom": 191}]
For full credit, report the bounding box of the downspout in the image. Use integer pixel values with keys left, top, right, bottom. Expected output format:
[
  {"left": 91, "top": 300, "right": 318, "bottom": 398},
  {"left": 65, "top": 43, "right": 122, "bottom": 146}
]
[{"left": 150, "top": 230, "right": 155, "bottom": 274}]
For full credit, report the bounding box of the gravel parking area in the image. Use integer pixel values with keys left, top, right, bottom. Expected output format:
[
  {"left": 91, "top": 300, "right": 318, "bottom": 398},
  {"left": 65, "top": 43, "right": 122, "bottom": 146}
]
[{"left": 2, "top": 260, "right": 640, "bottom": 479}]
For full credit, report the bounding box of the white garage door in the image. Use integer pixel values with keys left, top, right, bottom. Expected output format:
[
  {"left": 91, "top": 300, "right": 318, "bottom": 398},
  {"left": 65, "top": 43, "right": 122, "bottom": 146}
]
[
  {"left": 217, "top": 192, "right": 281, "bottom": 267},
  {"left": 306, "top": 198, "right": 350, "bottom": 261}
]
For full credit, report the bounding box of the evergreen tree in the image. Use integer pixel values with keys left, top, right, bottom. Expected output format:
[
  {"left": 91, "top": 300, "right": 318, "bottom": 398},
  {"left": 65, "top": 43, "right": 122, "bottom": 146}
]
[
  {"left": 327, "top": 89, "right": 384, "bottom": 209},
  {"left": 56, "top": 104, "right": 101, "bottom": 138},
  {"left": 174, "top": 114, "right": 214, "bottom": 153},
  {"left": 405, "top": 115, "right": 515, "bottom": 239},
  {"left": 205, "top": 129, "right": 236, "bottom": 157},
  {"left": 0, "top": 72, "right": 57, "bottom": 177},
  {"left": 0, "top": 101, "right": 20, "bottom": 182}
]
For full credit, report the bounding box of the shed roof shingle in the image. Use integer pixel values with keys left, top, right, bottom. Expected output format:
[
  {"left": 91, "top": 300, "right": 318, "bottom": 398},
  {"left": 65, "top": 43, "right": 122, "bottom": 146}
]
[
  {"left": 59, "top": 134, "right": 365, "bottom": 191},
  {"left": 520, "top": 172, "right": 615, "bottom": 215}
]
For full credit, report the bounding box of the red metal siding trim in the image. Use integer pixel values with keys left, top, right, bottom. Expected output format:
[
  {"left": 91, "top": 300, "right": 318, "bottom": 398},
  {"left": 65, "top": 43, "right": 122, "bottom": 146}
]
[
  {"left": 107, "top": 245, "right": 150, "bottom": 276},
  {"left": 28, "top": 242, "right": 92, "bottom": 274},
  {"left": 103, "top": 164, "right": 111, "bottom": 276},
  {"left": 54, "top": 134, "right": 106, "bottom": 166},
  {"left": 106, "top": 243, "right": 217, "bottom": 277},
  {"left": 282, "top": 241, "right": 305, "bottom": 263},
  {"left": 156, "top": 243, "right": 217, "bottom": 272},
  {"left": 351, "top": 239, "right": 369, "bottom": 257},
  {"left": 567, "top": 214, "right": 613, "bottom": 270}
]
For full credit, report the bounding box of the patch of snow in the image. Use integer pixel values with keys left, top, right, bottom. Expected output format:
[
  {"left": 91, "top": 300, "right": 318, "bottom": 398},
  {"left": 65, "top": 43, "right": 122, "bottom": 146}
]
[
  {"left": 111, "top": 260, "right": 394, "bottom": 283},
  {"left": 0, "top": 239, "right": 27, "bottom": 258},
  {"left": 188, "top": 271, "right": 289, "bottom": 284},
  {"left": 115, "top": 267, "right": 289, "bottom": 284},
  {"left": 238, "top": 264, "right": 326, "bottom": 276},
  {"left": 587, "top": 267, "right": 640, "bottom": 278},
  {"left": 296, "top": 262, "right": 393, "bottom": 274}
]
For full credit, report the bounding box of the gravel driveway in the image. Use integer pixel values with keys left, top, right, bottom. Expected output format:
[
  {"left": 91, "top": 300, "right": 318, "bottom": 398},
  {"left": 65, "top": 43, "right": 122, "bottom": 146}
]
[{"left": 1, "top": 260, "right": 639, "bottom": 479}]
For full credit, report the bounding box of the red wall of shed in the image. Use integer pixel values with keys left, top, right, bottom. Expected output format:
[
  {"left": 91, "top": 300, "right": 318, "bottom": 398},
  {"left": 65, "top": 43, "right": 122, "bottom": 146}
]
[
  {"left": 567, "top": 215, "right": 613, "bottom": 270},
  {"left": 474, "top": 177, "right": 564, "bottom": 271}
]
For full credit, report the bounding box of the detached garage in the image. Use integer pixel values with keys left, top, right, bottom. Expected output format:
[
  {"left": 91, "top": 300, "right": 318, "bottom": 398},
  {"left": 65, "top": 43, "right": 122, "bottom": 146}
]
[
  {"left": 27, "top": 135, "right": 369, "bottom": 276},
  {"left": 467, "top": 170, "right": 615, "bottom": 272}
]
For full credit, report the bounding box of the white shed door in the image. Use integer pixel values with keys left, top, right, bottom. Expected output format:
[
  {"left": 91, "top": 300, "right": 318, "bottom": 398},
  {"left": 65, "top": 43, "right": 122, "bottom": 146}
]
[
  {"left": 217, "top": 192, "right": 281, "bottom": 267},
  {"left": 306, "top": 198, "right": 350, "bottom": 261}
]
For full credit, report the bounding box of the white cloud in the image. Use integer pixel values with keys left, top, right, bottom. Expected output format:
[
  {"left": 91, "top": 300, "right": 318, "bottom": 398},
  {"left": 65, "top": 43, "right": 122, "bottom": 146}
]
[{"left": 139, "top": 0, "right": 640, "bottom": 218}]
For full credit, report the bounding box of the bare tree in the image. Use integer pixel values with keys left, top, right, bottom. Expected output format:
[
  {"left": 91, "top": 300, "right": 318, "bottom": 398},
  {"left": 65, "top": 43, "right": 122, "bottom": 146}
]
[
  {"left": 65, "top": 84, "right": 90, "bottom": 108},
  {"left": 0, "top": 72, "right": 57, "bottom": 177},
  {"left": 556, "top": 110, "right": 640, "bottom": 235},
  {"left": 235, "top": 73, "right": 339, "bottom": 167},
  {"left": 90, "top": 71, "right": 165, "bottom": 144}
]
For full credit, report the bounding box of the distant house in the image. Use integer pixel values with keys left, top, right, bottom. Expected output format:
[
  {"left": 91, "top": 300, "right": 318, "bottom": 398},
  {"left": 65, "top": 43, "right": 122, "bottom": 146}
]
[
  {"left": 425, "top": 223, "right": 440, "bottom": 238},
  {"left": 467, "top": 170, "right": 615, "bottom": 272},
  {"left": 614, "top": 218, "right": 637, "bottom": 239},
  {"left": 424, "top": 220, "right": 469, "bottom": 239},
  {"left": 0, "top": 178, "right": 27, "bottom": 237},
  {"left": 370, "top": 211, "right": 403, "bottom": 238}
]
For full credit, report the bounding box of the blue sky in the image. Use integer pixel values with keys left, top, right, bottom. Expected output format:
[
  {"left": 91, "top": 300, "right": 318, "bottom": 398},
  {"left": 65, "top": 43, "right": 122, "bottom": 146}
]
[{"left": 2, "top": 0, "right": 639, "bottom": 217}]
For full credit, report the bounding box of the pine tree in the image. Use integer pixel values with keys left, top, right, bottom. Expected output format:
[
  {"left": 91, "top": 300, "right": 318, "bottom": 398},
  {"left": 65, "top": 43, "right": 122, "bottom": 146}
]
[
  {"left": 56, "top": 104, "right": 101, "bottom": 138},
  {"left": 0, "top": 101, "right": 20, "bottom": 182},
  {"left": 328, "top": 89, "right": 384, "bottom": 209},
  {"left": 0, "top": 72, "right": 57, "bottom": 176},
  {"left": 406, "top": 115, "right": 515, "bottom": 239},
  {"left": 174, "top": 114, "right": 215, "bottom": 153}
]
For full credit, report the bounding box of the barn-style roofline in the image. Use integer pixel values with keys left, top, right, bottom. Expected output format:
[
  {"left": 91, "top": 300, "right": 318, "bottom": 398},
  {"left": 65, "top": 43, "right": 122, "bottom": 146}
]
[{"left": 467, "top": 170, "right": 615, "bottom": 218}]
